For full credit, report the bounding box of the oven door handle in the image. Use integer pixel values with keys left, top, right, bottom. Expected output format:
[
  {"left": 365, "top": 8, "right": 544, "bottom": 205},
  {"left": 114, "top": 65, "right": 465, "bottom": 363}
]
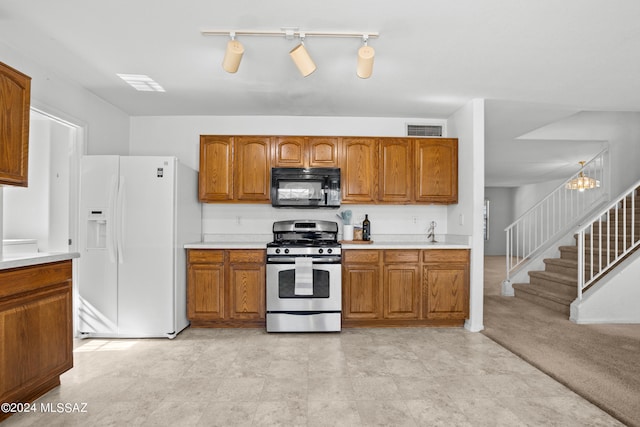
[{"left": 267, "top": 256, "right": 342, "bottom": 264}]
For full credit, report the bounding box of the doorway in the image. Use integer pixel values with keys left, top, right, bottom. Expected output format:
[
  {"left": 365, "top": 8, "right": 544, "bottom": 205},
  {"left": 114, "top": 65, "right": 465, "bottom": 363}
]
[{"left": 2, "top": 108, "right": 84, "bottom": 253}]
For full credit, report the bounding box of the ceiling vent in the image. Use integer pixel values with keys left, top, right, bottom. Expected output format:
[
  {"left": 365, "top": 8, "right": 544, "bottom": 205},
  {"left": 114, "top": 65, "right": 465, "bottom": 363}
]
[{"left": 407, "top": 124, "right": 444, "bottom": 137}]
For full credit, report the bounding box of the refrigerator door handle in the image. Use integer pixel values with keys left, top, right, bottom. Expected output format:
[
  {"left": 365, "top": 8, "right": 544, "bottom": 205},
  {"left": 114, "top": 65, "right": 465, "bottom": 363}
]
[
  {"left": 116, "top": 176, "right": 126, "bottom": 264},
  {"left": 107, "top": 175, "right": 118, "bottom": 263}
]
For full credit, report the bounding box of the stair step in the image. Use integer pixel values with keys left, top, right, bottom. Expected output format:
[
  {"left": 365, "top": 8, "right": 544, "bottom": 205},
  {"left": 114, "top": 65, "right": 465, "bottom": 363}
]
[
  {"left": 543, "top": 258, "right": 577, "bottom": 276},
  {"left": 544, "top": 257, "right": 607, "bottom": 278},
  {"left": 559, "top": 245, "right": 624, "bottom": 262},
  {"left": 512, "top": 283, "right": 572, "bottom": 315},
  {"left": 528, "top": 270, "right": 577, "bottom": 298}
]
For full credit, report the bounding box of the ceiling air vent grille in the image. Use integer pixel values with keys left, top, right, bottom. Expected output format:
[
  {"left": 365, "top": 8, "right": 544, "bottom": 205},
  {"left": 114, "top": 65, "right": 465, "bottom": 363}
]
[{"left": 407, "top": 124, "right": 443, "bottom": 137}]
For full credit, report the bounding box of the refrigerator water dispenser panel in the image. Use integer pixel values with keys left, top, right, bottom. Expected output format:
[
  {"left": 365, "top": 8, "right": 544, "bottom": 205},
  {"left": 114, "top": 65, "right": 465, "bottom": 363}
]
[{"left": 86, "top": 209, "right": 107, "bottom": 249}]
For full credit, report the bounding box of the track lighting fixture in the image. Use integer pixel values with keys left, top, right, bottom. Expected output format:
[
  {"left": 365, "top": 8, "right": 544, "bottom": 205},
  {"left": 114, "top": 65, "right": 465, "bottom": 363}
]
[
  {"left": 202, "top": 28, "right": 379, "bottom": 78},
  {"left": 222, "top": 32, "right": 244, "bottom": 73},
  {"left": 289, "top": 33, "right": 316, "bottom": 77},
  {"left": 357, "top": 35, "right": 375, "bottom": 79}
]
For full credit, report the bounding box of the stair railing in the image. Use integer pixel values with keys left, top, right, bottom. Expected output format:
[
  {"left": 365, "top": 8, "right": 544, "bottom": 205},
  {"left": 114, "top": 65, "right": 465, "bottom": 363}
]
[
  {"left": 576, "top": 178, "right": 640, "bottom": 299},
  {"left": 505, "top": 149, "right": 609, "bottom": 284}
]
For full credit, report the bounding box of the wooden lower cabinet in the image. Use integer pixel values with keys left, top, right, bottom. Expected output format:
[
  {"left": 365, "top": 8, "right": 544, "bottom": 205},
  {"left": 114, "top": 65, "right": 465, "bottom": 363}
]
[
  {"left": 342, "top": 249, "right": 469, "bottom": 327},
  {"left": 0, "top": 261, "right": 73, "bottom": 422},
  {"left": 228, "top": 252, "right": 265, "bottom": 321},
  {"left": 423, "top": 250, "right": 469, "bottom": 320},
  {"left": 187, "top": 249, "right": 265, "bottom": 327}
]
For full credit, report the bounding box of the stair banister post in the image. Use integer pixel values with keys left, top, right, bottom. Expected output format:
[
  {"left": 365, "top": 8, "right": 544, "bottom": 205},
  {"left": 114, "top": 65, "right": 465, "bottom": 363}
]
[{"left": 577, "top": 229, "right": 584, "bottom": 300}]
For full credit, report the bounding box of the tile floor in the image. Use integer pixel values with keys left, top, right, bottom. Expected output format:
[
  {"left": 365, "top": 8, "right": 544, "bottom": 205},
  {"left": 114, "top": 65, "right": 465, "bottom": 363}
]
[{"left": 2, "top": 327, "right": 623, "bottom": 426}]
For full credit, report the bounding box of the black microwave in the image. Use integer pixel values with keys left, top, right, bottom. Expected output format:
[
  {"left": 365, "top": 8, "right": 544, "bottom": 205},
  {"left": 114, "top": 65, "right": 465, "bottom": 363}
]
[{"left": 271, "top": 167, "right": 341, "bottom": 208}]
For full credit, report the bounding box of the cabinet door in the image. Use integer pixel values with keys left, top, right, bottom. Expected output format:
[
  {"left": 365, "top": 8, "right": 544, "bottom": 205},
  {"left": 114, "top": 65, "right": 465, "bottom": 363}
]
[
  {"left": 0, "top": 261, "right": 72, "bottom": 406},
  {"left": 187, "top": 263, "right": 225, "bottom": 320},
  {"left": 415, "top": 138, "right": 458, "bottom": 204},
  {"left": 199, "top": 136, "right": 233, "bottom": 201},
  {"left": 423, "top": 263, "right": 469, "bottom": 320},
  {"left": 229, "top": 263, "right": 265, "bottom": 320},
  {"left": 342, "top": 263, "right": 381, "bottom": 319},
  {"left": 341, "top": 137, "right": 378, "bottom": 203},
  {"left": 273, "top": 136, "right": 306, "bottom": 167},
  {"left": 0, "top": 289, "right": 72, "bottom": 399},
  {"left": 0, "top": 62, "right": 31, "bottom": 187},
  {"left": 383, "top": 265, "right": 420, "bottom": 319},
  {"left": 234, "top": 136, "right": 271, "bottom": 201},
  {"left": 379, "top": 138, "right": 412, "bottom": 203},
  {"left": 308, "top": 137, "right": 339, "bottom": 167}
]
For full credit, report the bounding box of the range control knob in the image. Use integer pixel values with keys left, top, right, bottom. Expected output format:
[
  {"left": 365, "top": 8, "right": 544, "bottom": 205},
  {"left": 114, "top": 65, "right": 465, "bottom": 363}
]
[
  {"left": 275, "top": 248, "right": 281, "bottom": 254},
  {"left": 318, "top": 248, "right": 324, "bottom": 254},
  {"left": 284, "top": 248, "right": 290, "bottom": 254},
  {"left": 327, "top": 248, "right": 333, "bottom": 254}
]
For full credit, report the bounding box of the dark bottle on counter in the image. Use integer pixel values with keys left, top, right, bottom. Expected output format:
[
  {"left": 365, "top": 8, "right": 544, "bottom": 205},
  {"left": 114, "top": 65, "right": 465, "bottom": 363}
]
[{"left": 363, "top": 214, "right": 371, "bottom": 241}]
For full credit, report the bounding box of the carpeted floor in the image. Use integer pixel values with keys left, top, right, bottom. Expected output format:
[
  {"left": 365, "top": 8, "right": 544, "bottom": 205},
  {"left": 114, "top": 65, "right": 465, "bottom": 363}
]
[{"left": 482, "top": 256, "right": 640, "bottom": 427}]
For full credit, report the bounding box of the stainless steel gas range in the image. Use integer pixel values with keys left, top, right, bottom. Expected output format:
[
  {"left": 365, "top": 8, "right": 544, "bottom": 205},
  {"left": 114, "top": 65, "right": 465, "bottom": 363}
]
[{"left": 266, "top": 220, "right": 342, "bottom": 332}]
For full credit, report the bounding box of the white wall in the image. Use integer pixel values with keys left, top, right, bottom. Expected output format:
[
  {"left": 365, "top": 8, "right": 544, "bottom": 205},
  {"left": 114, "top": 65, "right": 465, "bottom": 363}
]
[
  {"left": 512, "top": 178, "right": 564, "bottom": 219},
  {"left": 3, "top": 119, "right": 51, "bottom": 246},
  {"left": 571, "top": 250, "right": 640, "bottom": 324},
  {"left": 202, "top": 203, "right": 450, "bottom": 241},
  {"left": 447, "top": 99, "right": 485, "bottom": 332},
  {"left": 521, "top": 112, "right": 640, "bottom": 197},
  {"left": 1, "top": 41, "right": 130, "bottom": 255},
  {"left": 3, "top": 117, "right": 73, "bottom": 252},
  {"left": 0, "top": 41, "right": 130, "bottom": 155}
]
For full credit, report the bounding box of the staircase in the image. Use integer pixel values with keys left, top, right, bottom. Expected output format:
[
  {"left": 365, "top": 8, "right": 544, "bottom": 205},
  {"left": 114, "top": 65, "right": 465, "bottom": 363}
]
[{"left": 513, "top": 189, "right": 640, "bottom": 315}]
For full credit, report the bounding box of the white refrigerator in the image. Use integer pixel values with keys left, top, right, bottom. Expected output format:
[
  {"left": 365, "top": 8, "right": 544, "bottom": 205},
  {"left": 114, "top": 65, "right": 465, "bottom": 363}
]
[{"left": 78, "top": 156, "right": 201, "bottom": 338}]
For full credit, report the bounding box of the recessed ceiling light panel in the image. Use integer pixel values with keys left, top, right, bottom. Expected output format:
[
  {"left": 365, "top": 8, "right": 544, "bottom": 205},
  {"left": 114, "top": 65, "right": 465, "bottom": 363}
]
[{"left": 117, "top": 74, "right": 166, "bottom": 92}]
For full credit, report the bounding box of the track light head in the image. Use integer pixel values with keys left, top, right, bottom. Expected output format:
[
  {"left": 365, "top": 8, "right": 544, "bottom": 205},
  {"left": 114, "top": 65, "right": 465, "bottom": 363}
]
[
  {"left": 222, "top": 33, "right": 244, "bottom": 73},
  {"left": 289, "top": 35, "right": 316, "bottom": 77},
  {"left": 357, "top": 35, "right": 375, "bottom": 79}
]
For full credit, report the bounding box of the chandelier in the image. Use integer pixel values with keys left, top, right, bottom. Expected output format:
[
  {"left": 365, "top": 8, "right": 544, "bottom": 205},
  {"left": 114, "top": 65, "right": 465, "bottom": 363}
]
[{"left": 565, "top": 161, "right": 600, "bottom": 192}]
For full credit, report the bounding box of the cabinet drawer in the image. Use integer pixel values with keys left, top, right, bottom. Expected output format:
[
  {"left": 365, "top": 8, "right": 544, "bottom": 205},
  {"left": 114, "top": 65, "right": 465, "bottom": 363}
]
[
  {"left": 384, "top": 250, "right": 419, "bottom": 263},
  {"left": 422, "top": 249, "right": 469, "bottom": 263},
  {"left": 228, "top": 250, "right": 265, "bottom": 264},
  {"left": 188, "top": 249, "right": 224, "bottom": 264},
  {"left": 343, "top": 250, "right": 380, "bottom": 264}
]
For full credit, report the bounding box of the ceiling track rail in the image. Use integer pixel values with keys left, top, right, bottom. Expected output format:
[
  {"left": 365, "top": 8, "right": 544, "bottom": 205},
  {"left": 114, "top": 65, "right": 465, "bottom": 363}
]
[{"left": 201, "top": 29, "right": 379, "bottom": 40}]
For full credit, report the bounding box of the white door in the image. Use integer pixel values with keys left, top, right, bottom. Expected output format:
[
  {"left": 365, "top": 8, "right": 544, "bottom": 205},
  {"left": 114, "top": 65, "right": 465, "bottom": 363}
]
[
  {"left": 117, "top": 157, "right": 176, "bottom": 336},
  {"left": 78, "top": 155, "right": 119, "bottom": 334}
]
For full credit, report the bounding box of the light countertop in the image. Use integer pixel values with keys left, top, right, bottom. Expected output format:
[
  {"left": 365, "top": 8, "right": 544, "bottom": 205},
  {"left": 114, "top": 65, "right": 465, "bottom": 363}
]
[
  {"left": 185, "top": 234, "right": 471, "bottom": 250},
  {"left": 0, "top": 252, "right": 80, "bottom": 270}
]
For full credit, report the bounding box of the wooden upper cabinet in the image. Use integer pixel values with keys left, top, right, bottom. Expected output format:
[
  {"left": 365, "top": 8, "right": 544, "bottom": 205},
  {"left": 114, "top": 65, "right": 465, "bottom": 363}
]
[
  {"left": 199, "top": 135, "right": 233, "bottom": 201},
  {"left": 341, "top": 137, "right": 378, "bottom": 203},
  {"left": 308, "top": 137, "right": 339, "bottom": 167},
  {"left": 379, "top": 138, "right": 412, "bottom": 203},
  {"left": 272, "top": 136, "right": 339, "bottom": 168},
  {"left": 199, "top": 135, "right": 458, "bottom": 205},
  {"left": 234, "top": 136, "right": 271, "bottom": 201},
  {"left": 272, "top": 136, "right": 306, "bottom": 167},
  {"left": 415, "top": 138, "right": 458, "bottom": 204},
  {"left": 0, "top": 62, "right": 31, "bottom": 187}
]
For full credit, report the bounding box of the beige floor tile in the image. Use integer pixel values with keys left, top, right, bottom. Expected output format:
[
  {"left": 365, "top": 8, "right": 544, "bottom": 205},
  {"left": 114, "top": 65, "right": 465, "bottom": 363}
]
[
  {"left": 307, "top": 377, "right": 355, "bottom": 401},
  {"left": 253, "top": 400, "right": 307, "bottom": 426},
  {"left": 356, "top": 400, "right": 417, "bottom": 426},
  {"left": 351, "top": 377, "right": 402, "bottom": 400},
  {"left": 0, "top": 327, "right": 623, "bottom": 426},
  {"left": 308, "top": 401, "right": 362, "bottom": 427}
]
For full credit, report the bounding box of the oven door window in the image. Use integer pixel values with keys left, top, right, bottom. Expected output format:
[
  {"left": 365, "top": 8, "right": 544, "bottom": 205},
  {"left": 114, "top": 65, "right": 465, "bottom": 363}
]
[{"left": 278, "top": 269, "right": 330, "bottom": 298}]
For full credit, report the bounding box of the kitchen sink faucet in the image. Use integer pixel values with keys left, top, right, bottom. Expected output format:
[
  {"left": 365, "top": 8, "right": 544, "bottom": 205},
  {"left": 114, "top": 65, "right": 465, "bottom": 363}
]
[{"left": 427, "top": 221, "right": 437, "bottom": 243}]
